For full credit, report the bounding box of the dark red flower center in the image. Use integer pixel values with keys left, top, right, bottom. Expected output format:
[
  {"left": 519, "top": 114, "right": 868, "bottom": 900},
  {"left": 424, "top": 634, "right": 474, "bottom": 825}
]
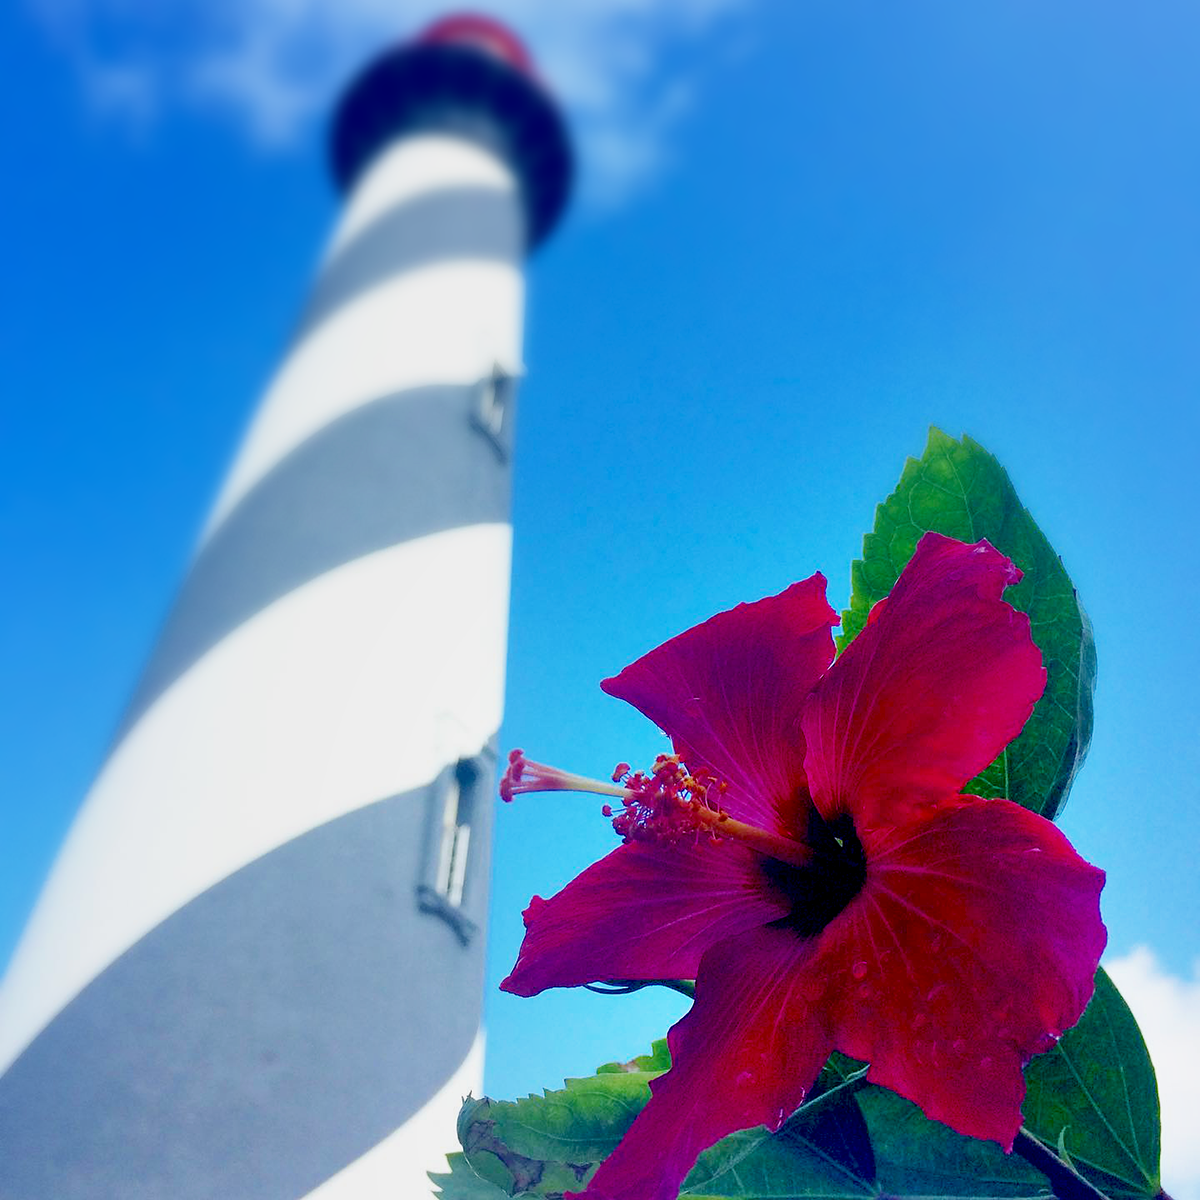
[{"left": 762, "top": 808, "right": 866, "bottom": 937}]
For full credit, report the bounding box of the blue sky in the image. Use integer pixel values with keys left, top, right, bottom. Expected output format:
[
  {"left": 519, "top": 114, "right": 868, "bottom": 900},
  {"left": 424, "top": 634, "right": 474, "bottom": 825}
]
[{"left": 2, "top": 1, "right": 1198, "bottom": 1193}]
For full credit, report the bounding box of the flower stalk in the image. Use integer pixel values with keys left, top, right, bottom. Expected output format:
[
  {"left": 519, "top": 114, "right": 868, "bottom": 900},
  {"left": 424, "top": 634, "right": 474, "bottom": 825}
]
[{"left": 1012, "top": 1128, "right": 1118, "bottom": 1200}]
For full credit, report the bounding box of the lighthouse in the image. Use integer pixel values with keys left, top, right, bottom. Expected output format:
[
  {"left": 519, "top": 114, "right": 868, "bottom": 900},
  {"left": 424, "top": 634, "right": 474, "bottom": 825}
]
[{"left": 0, "top": 15, "right": 571, "bottom": 1199}]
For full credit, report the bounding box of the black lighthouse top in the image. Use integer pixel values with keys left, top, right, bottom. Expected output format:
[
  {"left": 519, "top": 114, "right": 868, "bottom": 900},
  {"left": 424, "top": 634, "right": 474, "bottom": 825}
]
[{"left": 331, "top": 14, "right": 573, "bottom": 250}]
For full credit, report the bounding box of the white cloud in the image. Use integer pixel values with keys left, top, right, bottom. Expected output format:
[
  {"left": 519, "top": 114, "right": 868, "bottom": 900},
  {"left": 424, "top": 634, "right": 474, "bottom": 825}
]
[
  {"left": 30, "top": 0, "right": 752, "bottom": 206},
  {"left": 1105, "top": 945, "right": 1200, "bottom": 1200}
]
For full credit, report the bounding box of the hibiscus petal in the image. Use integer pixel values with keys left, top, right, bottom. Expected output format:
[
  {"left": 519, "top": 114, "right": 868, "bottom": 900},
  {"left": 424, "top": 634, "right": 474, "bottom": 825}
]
[
  {"left": 500, "top": 840, "right": 791, "bottom": 997},
  {"left": 572, "top": 927, "right": 833, "bottom": 1200},
  {"left": 602, "top": 573, "right": 838, "bottom": 834},
  {"left": 802, "top": 533, "right": 1046, "bottom": 828},
  {"left": 814, "top": 797, "right": 1106, "bottom": 1148}
]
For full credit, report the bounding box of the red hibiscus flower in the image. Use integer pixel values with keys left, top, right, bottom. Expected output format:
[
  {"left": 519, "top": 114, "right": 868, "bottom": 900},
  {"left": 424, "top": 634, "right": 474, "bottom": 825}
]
[{"left": 500, "top": 533, "right": 1106, "bottom": 1200}]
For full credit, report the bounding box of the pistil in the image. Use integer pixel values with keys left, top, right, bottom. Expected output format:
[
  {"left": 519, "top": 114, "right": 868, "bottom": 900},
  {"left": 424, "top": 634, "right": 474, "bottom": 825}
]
[
  {"left": 499, "top": 751, "right": 627, "bottom": 802},
  {"left": 500, "top": 749, "right": 812, "bottom": 870}
]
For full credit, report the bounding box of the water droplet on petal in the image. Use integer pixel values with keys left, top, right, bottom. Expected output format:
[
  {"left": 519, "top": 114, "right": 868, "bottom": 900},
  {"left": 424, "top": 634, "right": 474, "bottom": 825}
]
[
  {"left": 851, "top": 961, "right": 869, "bottom": 980},
  {"left": 925, "top": 983, "right": 947, "bottom": 1003},
  {"left": 979, "top": 1055, "right": 994, "bottom": 1070},
  {"left": 736, "top": 1070, "right": 753, "bottom": 1087},
  {"left": 952, "top": 1038, "right": 966, "bottom": 1056},
  {"left": 857, "top": 983, "right": 871, "bottom": 1000},
  {"left": 911, "top": 1012, "right": 928, "bottom": 1031},
  {"left": 929, "top": 932, "right": 944, "bottom": 953}
]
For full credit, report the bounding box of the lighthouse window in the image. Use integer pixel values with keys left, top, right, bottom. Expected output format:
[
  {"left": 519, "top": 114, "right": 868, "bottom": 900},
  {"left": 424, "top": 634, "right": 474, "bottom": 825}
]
[
  {"left": 417, "top": 755, "right": 483, "bottom": 945},
  {"left": 435, "top": 757, "right": 477, "bottom": 906},
  {"left": 479, "top": 371, "right": 507, "bottom": 436},
  {"left": 470, "top": 365, "right": 516, "bottom": 459}
]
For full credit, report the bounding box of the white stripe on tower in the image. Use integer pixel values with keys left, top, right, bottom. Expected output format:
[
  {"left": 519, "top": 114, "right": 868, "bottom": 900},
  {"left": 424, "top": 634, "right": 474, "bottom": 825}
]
[
  {"left": 204, "top": 135, "right": 525, "bottom": 535},
  {"left": 0, "top": 15, "right": 571, "bottom": 1200}
]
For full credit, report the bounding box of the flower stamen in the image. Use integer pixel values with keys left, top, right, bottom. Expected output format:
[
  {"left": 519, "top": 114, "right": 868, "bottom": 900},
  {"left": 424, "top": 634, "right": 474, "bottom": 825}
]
[{"left": 500, "top": 749, "right": 812, "bottom": 869}]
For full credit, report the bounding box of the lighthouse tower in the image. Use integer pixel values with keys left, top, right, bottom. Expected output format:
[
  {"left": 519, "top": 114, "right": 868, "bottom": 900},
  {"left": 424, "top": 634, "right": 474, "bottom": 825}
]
[{"left": 0, "top": 15, "right": 571, "bottom": 1199}]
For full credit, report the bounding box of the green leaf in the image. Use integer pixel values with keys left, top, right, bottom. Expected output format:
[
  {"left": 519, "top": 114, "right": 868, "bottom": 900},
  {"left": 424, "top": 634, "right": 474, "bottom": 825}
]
[
  {"left": 680, "top": 1087, "right": 876, "bottom": 1198},
  {"left": 597, "top": 1037, "right": 672, "bottom": 1075},
  {"left": 451, "top": 1042, "right": 668, "bottom": 1193},
  {"left": 491, "top": 1072, "right": 652, "bottom": 1164},
  {"left": 458, "top": 1094, "right": 601, "bottom": 1195},
  {"left": 684, "top": 1068, "right": 1057, "bottom": 1200},
  {"left": 839, "top": 428, "right": 1096, "bottom": 820},
  {"left": 858, "top": 1087, "right": 1052, "bottom": 1199},
  {"left": 430, "top": 1151, "right": 513, "bottom": 1199},
  {"left": 818, "top": 1052, "right": 870, "bottom": 1088},
  {"left": 1023, "top": 967, "right": 1161, "bottom": 1198}
]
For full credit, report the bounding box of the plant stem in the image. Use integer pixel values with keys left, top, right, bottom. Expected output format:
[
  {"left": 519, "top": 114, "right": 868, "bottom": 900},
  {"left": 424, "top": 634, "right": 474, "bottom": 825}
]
[
  {"left": 1013, "top": 1128, "right": 1111, "bottom": 1200},
  {"left": 584, "top": 978, "right": 696, "bottom": 999}
]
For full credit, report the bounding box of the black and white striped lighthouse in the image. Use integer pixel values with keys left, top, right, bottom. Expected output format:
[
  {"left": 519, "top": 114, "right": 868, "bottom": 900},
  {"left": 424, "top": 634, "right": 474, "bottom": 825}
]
[{"left": 0, "top": 15, "right": 571, "bottom": 1197}]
